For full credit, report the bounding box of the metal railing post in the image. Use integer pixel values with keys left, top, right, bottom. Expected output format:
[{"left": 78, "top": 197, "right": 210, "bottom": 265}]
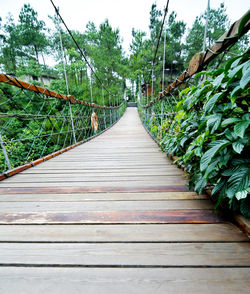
[
  {"left": 102, "top": 87, "right": 106, "bottom": 128},
  {"left": 0, "top": 133, "right": 11, "bottom": 171},
  {"left": 58, "top": 25, "right": 76, "bottom": 144}
]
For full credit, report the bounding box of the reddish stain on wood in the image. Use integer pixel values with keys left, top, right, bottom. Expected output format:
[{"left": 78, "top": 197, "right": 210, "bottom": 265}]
[
  {"left": 0, "top": 185, "right": 190, "bottom": 194},
  {"left": 0, "top": 209, "right": 223, "bottom": 224}
]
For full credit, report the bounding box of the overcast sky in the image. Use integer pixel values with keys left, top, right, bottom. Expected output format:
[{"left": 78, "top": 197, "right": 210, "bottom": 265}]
[{"left": 0, "top": 0, "right": 249, "bottom": 53}]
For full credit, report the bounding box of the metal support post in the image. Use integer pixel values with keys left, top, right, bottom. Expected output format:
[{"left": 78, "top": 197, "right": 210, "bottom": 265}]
[
  {"left": 109, "top": 95, "right": 112, "bottom": 124},
  {"left": 151, "top": 62, "right": 154, "bottom": 101},
  {"left": 160, "top": 100, "right": 163, "bottom": 138},
  {"left": 58, "top": 25, "right": 76, "bottom": 144},
  {"left": 0, "top": 133, "right": 11, "bottom": 171},
  {"left": 102, "top": 87, "right": 106, "bottom": 128},
  {"left": 162, "top": 27, "right": 167, "bottom": 91},
  {"left": 203, "top": 0, "right": 210, "bottom": 52}
]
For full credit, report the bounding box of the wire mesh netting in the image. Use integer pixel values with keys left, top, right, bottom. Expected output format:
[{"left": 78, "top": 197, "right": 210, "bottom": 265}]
[{"left": 0, "top": 76, "right": 126, "bottom": 174}]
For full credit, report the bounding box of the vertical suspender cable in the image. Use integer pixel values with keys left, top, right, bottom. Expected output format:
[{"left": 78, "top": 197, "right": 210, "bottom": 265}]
[
  {"left": 151, "top": 61, "right": 154, "bottom": 100},
  {"left": 161, "top": 6, "right": 167, "bottom": 138},
  {"left": 162, "top": 26, "right": 167, "bottom": 91},
  {"left": 203, "top": 0, "right": 210, "bottom": 52},
  {"left": 58, "top": 18, "right": 76, "bottom": 144},
  {"left": 109, "top": 94, "right": 112, "bottom": 124},
  {"left": 102, "top": 86, "right": 106, "bottom": 128},
  {"left": 0, "top": 133, "right": 11, "bottom": 171},
  {"left": 89, "top": 70, "right": 93, "bottom": 104}
]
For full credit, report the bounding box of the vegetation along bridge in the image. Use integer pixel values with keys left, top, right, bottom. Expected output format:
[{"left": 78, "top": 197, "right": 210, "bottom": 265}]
[{"left": 0, "top": 1, "right": 249, "bottom": 293}]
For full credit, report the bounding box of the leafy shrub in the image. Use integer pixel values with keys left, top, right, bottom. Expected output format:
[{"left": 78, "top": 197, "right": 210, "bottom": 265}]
[{"left": 160, "top": 52, "right": 250, "bottom": 217}]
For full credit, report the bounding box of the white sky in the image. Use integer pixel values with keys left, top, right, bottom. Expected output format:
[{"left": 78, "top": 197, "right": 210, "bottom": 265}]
[{"left": 0, "top": 0, "right": 249, "bottom": 53}]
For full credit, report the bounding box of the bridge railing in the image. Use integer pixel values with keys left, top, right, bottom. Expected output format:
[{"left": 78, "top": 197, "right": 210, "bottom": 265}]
[
  {"left": 0, "top": 74, "right": 126, "bottom": 177},
  {"left": 138, "top": 10, "right": 250, "bottom": 140},
  {"left": 137, "top": 11, "right": 250, "bottom": 218}
]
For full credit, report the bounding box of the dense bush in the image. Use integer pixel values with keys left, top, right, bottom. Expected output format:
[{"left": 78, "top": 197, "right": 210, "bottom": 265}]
[{"left": 160, "top": 52, "right": 250, "bottom": 217}]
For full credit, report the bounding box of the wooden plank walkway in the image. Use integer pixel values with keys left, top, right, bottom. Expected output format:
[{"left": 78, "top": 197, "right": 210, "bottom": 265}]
[{"left": 0, "top": 108, "right": 249, "bottom": 293}]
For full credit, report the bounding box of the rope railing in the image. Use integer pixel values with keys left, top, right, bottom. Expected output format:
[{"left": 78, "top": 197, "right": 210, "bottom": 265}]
[
  {"left": 0, "top": 74, "right": 123, "bottom": 109},
  {"left": 138, "top": 10, "right": 250, "bottom": 140},
  {"left": 0, "top": 77, "right": 126, "bottom": 177}
]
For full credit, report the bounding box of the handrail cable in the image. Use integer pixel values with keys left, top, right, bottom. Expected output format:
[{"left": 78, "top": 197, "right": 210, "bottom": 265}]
[
  {"left": 146, "top": 0, "right": 170, "bottom": 103},
  {"left": 50, "top": 0, "right": 115, "bottom": 100},
  {"left": 141, "top": 9, "right": 250, "bottom": 108},
  {"left": 57, "top": 13, "right": 76, "bottom": 144},
  {"left": 152, "top": 0, "right": 170, "bottom": 67}
]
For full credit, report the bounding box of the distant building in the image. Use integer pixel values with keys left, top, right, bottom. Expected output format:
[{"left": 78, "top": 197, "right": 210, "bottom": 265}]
[{"left": 21, "top": 74, "right": 57, "bottom": 86}]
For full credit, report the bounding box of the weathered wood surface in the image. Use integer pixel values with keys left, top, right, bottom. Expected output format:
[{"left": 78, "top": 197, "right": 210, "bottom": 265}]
[
  {"left": 0, "top": 224, "right": 247, "bottom": 242},
  {"left": 0, "top": 243, "right": 249, "bottom": 266},
  {"left": 0, "top": 108, "right": 249, "bottom": 293},
  {"left": 0, "top": 268, "right": 249, "bottom": 294}
]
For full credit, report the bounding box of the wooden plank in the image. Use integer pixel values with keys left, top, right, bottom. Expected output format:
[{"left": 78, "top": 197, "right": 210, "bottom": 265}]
[
  {"left": 0, "top": 209, "right": 223, "bottom": 224},
  {"left": 0, "top": 243, "right": 249, "bottom": 266},
  {"left": 0, "top": 192, "right": 207, "bottom": 202},
  {"left": 0, "top": 268, "right": 249, "bottom": 294},
  {"left": 0, "top": 200, "right": 213, "bottom": 212},
  {"left": 16, "top": 170, "right": 184, "bottom": 176},
  {"left": 0, "top": 182, "right": 189, "bottom": 188},
  {"left": 21, "top": 167, "right": 182, "bottom": 173},
  {"left": 0, "top": 185, "right": 189, "bottom": 193},
  {"left": 1, "top": 175, "right": 188, "bottom": 183},
  {"left": 0, "top": 224, "right": 247, "bottom": 242}
]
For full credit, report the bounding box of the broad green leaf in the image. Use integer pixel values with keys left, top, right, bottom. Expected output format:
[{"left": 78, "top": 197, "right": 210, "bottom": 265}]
[
  {"left": 234, "top": 121, "right": 249, "bottom": 138},
  {"left": 219, "top": 153, "right": 231, "bottom": 167},
  {"left": 194, "top": 71, "right": 211, "bottom": 78},
  {"left": 194, "top": 147, "right": 202, "bottom": 157},
  {"left": 230, "top": 85, "right": 241, "bottom": 97},
  {"left": 200, "top": 140, "right": 230, "bottom": 171},
  {"left": 227, "top": 166, "right": 250, "bottom": 198},
  {"left": 228, "top": 63, "right": 245, "bottom": 78},
  {"left": 238, "top": 11, "right": 250, "bottom": 36},
  {"left": 232, "top": 141, "right": 244, "bottom": 154},
  {"left": 225, "top": 129, "right": 238, "bottom": 141},
  {"left": 240, "top": 198, "right": 250, "bottom": 218},
  {"left": 180, "top": 136, "right": 189, "bottom": 147},
  {"left": 212, "top": 178, "right": 226, "bottom": 195},
  {"left": 204, "top": 159, "right": 219, "bottom": 179},
  {"left": 222, "top": 168, "right": 235, "bottom": 177},
  {"left": 195, "top": 178, "right": 207, "bottom": 194},
  {"left": 235, "top": 190, "right": 248, "bottom": 200},
  {"left": 225, "top": 56, "right": 242, "bottom": 71},
  {"left": 203, "top": 92, "right": 224, "bottom": 113},
  {"left": 206, "top": 114, "right": 222, "bottom": 134},
  {"left": 212, "top": 73, "right": 224, "bottom": 88},
  {"left": 222, "top": 117, "right": 241, "bottom": 127},
  {"left": 240, "top": 66, "right": 250, "bottom": 89},
  {"left": 243, "top": 113, "right": 250, "bottom": 121}
]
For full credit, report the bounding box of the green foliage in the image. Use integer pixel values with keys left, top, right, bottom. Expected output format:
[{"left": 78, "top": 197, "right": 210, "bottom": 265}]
[
  {"left": 160, "top": 53, "right": 250, "bottom": 217},
  {"left": 185, "top": 3, "right": 229, "bottom": 64}
]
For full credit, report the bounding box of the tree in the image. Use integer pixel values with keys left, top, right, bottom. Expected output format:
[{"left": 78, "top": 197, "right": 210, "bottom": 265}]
[
  {"left": 0, "top": 14, "right": 20, "bottom": 73},
  {"left": 84, "top": 19, "right": 126, "bottom": 103},
  {"left": 18, "top": 4, "right": 48, "bottom": 65},
  {"left": 185, "top": 3, "right": 229, "bottom": 64}
]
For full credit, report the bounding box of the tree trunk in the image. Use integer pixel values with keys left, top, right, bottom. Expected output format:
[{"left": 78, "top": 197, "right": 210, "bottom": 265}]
[{"left": 34, "top": 45, "right": 40, "bottom": 65}]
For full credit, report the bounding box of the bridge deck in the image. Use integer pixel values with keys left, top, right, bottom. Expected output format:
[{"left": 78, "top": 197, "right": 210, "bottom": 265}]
[{"left": 0, "top": 108, "right": 249, "bottom": 293}]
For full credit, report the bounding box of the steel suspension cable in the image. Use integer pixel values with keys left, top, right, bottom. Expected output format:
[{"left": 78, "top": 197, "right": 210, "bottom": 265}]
[
  {"left": 150, "top": 1, "right": 170, "bottom": 80},
  {"left": 58, "top": 20, "right": 77, "bottom": 144},
  {"left": 50, "top": 0, "right": 114, "bottom": 99}
]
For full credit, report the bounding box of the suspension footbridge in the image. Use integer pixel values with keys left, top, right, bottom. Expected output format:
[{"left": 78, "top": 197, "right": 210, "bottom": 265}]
[
  {"left": 0, "top": 2, "right": 249, "bottom": 293},
  {"left": 0, "top": 107, "right": 249, "bottom": 293}
]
